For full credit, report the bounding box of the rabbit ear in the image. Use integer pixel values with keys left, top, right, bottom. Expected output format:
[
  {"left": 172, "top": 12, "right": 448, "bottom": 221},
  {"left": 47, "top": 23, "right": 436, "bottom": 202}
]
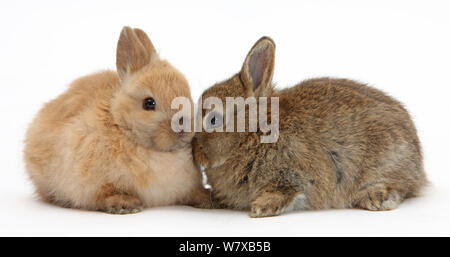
[
  {"left": 116, "top": 26, "right": 158, "bottom": 80},
  {"left": 240, "top": 37, "right": 275, "bottom": 97}
]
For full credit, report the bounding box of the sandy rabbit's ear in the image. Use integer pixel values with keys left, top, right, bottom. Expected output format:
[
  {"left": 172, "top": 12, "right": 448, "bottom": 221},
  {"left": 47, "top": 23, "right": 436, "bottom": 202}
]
[
  {"left": 240, "top": 37, "right": 275, "bottom": 97},
  {"left": 116, "top": 26, "right": 158, "bottom": 80}
]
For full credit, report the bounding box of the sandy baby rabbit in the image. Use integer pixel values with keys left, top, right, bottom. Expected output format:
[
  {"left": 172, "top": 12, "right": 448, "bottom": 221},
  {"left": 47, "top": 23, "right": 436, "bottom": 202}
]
[
  {"left": 24, "top": 27, "right": 206, "bottom": 214},
  {"left": 193, "top": 37, "right": 427, "bottom": 217}
]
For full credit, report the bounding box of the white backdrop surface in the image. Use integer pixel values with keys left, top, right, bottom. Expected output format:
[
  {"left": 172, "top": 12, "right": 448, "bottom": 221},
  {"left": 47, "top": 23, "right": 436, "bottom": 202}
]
[{"left": 0, "top": 0, "right": 449, "bottom": 236}]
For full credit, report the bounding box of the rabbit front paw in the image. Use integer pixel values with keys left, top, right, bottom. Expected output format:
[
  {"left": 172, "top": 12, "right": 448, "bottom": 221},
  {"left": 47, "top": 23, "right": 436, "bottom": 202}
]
[
  {"left": 249, "top": 192, "right": 290, "bottom": 218},
  {"left": 101, "top": 194, "right": 144, "bottom": 214}
]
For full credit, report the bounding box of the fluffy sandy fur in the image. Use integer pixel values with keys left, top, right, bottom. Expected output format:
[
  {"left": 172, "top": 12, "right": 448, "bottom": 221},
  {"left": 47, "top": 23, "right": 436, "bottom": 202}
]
[{"left": 24, "top": 27, "right": 206, "bottom": 214}]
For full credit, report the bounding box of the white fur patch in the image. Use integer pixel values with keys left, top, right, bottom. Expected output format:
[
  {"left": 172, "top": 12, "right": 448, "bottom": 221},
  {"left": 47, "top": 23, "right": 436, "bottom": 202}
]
[{"left": 200, "top": 166, "right": 212, "bottom": 191}]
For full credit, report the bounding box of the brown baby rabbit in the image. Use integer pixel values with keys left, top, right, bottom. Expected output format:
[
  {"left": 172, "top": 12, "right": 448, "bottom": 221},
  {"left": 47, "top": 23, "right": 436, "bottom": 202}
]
[
  {"left": 24, "top": 27, "right": 206, "bottom": 214},
  {"left": 193, "top": 37, "right": 427, "bottom": 217}
]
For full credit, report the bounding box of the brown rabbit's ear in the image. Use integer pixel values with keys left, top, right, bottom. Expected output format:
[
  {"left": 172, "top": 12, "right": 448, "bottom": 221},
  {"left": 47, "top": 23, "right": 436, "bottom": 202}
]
[
  {"left": 240, "top": 37, "right": 275, "bottom": 97},
  {"left": 116, "top": 26, "right": 158, "bottom": 80}
]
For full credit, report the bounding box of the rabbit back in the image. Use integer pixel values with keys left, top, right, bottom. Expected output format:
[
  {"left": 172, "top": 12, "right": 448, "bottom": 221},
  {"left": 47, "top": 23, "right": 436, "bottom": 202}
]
[
  {"left": 276, "top": 77, "right": 426, "bottom": 209},
  {"left": 24, "top": 71, "right": 120, "bottom": 207}
]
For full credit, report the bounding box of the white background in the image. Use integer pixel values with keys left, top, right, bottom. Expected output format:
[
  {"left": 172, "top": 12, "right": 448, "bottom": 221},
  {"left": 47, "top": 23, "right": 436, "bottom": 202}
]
[{"left": 1, "top": 0, "right": 449, "bottom": 236}]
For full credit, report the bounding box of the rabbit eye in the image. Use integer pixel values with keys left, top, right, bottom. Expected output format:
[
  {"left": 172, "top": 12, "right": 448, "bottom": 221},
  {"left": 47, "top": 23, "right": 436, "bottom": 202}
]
[
  {"left": 206, "top": 112, "right": 223, "bottom": 129},
  {"left": 143, "top": 97, "right": 156, "bottom": 110}
]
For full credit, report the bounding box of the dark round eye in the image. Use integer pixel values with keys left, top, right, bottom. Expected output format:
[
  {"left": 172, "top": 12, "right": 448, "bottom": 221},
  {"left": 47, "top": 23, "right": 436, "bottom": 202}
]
[
  {"left": 143, "top": 97, "right": 156, "bottom": 110},
  {"left": 206, "top": 112, "right": 222, "bottom": 129}
]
